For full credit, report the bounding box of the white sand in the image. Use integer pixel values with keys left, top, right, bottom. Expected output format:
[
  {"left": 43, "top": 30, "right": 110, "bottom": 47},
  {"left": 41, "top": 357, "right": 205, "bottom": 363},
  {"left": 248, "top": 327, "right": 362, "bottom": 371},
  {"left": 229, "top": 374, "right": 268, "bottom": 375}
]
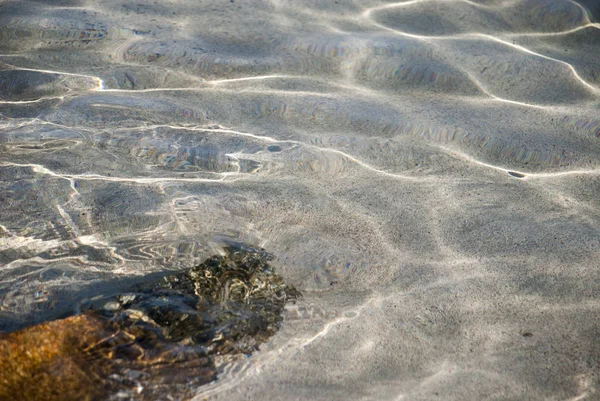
[{"left": 0, "top": 0, "right": 599, "bottom": 400}]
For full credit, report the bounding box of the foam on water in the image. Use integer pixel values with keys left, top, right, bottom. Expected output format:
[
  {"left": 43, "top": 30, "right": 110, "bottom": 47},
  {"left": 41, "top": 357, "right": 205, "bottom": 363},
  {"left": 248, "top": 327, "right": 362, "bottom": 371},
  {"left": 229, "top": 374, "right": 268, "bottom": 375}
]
[{"left": 0, "top": 0, "right": 599, "bottom": 400}]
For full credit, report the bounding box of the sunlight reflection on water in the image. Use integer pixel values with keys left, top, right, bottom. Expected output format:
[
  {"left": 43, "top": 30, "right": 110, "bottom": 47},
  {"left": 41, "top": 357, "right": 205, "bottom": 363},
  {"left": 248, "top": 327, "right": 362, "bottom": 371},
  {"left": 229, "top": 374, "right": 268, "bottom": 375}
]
[{"left": 1, "top": 0, "right": 599, "bottom": 400}]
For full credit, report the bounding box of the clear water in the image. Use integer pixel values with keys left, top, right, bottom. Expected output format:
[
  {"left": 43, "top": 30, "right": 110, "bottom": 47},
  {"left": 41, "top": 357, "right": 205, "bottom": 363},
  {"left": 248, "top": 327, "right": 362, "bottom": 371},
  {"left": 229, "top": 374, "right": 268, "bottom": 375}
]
[{"left": 1, "top": 0, "right": 599, "bottom": 399}]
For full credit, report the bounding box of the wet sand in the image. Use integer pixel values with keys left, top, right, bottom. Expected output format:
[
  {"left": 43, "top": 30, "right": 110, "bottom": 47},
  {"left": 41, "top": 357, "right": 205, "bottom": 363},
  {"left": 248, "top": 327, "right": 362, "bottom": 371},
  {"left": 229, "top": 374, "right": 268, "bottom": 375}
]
[{"left": 0, "top": 1, "right": 599, "bottom": 400}]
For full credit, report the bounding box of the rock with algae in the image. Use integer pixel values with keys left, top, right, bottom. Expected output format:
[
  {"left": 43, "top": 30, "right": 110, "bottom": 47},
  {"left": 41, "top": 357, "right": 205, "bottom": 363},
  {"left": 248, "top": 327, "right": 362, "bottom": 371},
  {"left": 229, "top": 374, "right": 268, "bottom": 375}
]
[{"left": 0, "top": 246, "right": 300, "bottom": 401}]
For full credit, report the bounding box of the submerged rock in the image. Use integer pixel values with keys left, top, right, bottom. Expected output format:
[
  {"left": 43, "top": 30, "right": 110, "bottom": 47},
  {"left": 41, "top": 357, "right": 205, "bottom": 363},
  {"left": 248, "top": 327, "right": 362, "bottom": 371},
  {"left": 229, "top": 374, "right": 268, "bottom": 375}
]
[{"left": 0, "top": 247, "right": 300, "bottom": 401}]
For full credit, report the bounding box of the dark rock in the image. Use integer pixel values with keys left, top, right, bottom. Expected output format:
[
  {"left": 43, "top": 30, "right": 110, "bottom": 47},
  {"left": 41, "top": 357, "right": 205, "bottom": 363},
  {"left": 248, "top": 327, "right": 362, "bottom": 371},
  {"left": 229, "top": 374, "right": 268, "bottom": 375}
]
[{"left": 0, "top": 247, "right": 300, "bottom": 401}]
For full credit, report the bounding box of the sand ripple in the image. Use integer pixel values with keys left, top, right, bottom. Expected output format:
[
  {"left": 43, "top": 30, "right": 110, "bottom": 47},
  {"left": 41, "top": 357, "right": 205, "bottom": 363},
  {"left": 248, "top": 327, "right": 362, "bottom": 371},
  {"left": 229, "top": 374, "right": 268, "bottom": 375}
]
[{"left": 1, "top": 1, "right": 599, "bottom": 400}]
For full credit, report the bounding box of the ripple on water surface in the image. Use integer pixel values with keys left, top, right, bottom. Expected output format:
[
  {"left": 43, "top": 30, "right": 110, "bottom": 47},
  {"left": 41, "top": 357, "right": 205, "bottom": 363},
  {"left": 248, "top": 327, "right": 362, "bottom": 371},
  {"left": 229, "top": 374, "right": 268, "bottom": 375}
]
[
  {"left": 1, "top": 1, "right": 600, "bottom": 400},
  {"left": 370, "top": 0, "right": 590, "bottom": 36}
]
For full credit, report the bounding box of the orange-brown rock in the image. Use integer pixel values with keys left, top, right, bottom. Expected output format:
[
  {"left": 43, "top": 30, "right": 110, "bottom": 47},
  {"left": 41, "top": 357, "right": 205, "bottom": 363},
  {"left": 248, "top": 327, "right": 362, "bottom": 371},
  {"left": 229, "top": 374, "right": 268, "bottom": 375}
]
[
  {"left": 0, "top": 314, "right": 116, "bottom": 401},
  {"left": 0, "top": 246, "right": 299, "bottom": 401},
  {"left": 0, "top": 312, "right": 216, "bottom": 401}
]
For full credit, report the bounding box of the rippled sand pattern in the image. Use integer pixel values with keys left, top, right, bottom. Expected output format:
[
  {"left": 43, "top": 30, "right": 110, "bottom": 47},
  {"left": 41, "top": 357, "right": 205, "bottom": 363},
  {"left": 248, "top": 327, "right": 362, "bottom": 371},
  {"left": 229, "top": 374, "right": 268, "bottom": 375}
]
[{"left": 1, "top": 0, "right": 599, "bottom": 400}]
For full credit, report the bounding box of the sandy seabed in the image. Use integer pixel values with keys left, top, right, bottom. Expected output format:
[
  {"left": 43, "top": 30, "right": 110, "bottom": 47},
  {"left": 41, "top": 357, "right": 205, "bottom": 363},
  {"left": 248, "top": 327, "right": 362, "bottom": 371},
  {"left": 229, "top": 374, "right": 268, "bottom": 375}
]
[{"left": 0, "top": 0, "right": 599, "bottom": 400}]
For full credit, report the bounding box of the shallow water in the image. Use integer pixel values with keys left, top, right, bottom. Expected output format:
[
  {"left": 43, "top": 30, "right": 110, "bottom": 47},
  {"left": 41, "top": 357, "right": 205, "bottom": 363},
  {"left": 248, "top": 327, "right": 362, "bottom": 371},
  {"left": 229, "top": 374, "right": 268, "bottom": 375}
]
[{"left": 1, "top": 0, "right": 599, "bottom": 399}]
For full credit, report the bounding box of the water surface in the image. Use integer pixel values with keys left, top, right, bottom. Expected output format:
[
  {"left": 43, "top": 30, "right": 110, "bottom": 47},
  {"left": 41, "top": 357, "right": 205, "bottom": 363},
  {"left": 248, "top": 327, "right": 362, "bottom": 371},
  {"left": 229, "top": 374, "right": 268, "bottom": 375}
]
[{"left": 1, "top": 0, "right": 599, "bottom": 400}]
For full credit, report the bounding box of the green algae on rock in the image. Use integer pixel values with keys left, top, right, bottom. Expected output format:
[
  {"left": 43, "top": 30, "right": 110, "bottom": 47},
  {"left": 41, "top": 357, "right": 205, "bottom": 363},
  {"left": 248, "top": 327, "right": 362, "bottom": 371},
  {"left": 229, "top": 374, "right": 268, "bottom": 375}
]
[
  {"left": 93, "top": 245, "right": 302, "bottom": 356},
  {"left": 0, "top": 246, "right": 300, "bottom": 401}
]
